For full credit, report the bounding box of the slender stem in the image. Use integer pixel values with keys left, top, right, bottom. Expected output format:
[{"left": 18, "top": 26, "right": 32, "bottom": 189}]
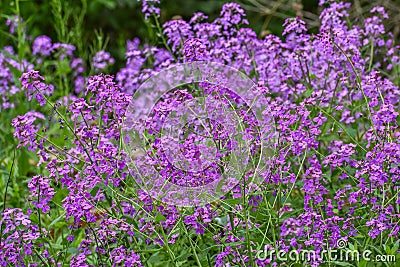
[
  {"left": 0, "top": 148, "right": 16, "bottom": 247},
  {"left": 183, "top": 222, "right": 203, "bottom": 267},
  {"left": 332, "top": 41, "right": 378, "bottom": 139}
]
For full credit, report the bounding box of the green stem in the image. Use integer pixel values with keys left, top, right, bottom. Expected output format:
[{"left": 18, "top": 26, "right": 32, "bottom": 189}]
[
  {"left": 183, "top": 222, "right": 203, "bottom": 267},
  {"left": 0, "top": 148, "right": 16, "bottom": 246},
  {"left": 332, "top": 41, "right": 378, "bottom": 139}
]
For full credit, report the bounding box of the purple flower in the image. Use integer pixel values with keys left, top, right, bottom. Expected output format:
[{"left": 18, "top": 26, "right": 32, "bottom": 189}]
[
  {"left": 282, "top": 17, "right": 307, "bottom": 36},
  {"left": 11, "top": 111, "right": 45, "bottom": 150},
  {"left": 217, "top": 2, "right": 248, "bottom": 32},
  {"left": 28, "top": 175, "right": 55, "bottom": 213},
  {"left": 163, "top": 20, "right": 193, "bottom": 52},
  {"left": 5, "top": 15, "right": 20, "bottom": 34},
  {"left": 189, "top": 12, "right": 208, "bottom": 25},
  {"left": 52, "top": 43, "right": 76, "bottom": 59},
  {"left": 372, "top": 103, "right": 399, "bottom": 126},
  {"left": 141, "top": 0, "right": 160, "bottom": 19},
  {"left": 0, "top": 208, "right": 42, "bottom": 265},
  {"left": 20, "top": 70, "right": 54, "bottom": 106},
  {"left": 183, "top": 38, "right": 208, "bottom": 62},
  {"left": 92, "top": 51, "right": 115, "bottom": 72}
]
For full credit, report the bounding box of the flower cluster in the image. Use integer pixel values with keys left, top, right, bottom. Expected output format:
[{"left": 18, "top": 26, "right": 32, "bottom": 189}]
[
  {"left": 141, "top": 0, "right": 160, "bottom": 19},
  {"left": 0, "top": 209, "right": 52, "bottom": 266},
  {"left": 20, "top": 70, "right": 54, "bottom": 106},
  {"left": 11, "top": 110, "right": 45, "bottom": 150},
  {"left": 28, "top": 175, "right": 55, "bottom": 213},
  {"left": 0, "top": 46, "right": 33, "bottom": 110},
  {"left": 92, "top": 50, "right": 115, "bottom": 72}
]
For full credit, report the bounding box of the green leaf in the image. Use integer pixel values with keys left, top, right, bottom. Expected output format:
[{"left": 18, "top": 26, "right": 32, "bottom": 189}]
[
  {"left": 304, "top": 88, "right": 313, "bottom": 98},
  {"left": 18, "top": 149, "right": 30, "bottom": 176},
  {"left": 329, "top": 261, "right": 354, "bottom": 266},
  {"left": 147, "top": 251, "right": 166, "bottom": 264},
  {"left": 319, "top": 134, "right": 339, "bottom": 141},
  {"left": 48, "top": 213, "right": 66, "bottom": 228},
  {"left": 90, "top": 185, "right": 100, "bottom": 197},
  {"left": 222, "top": 197, "right": 243, "bottom": 206},
  {"left": 56, "top": 59, "right": 72, "bottom": 75},
  {"left": 52, "top": 187, "right": 69, "bottom": 203},
  {"left": 67, "top": 247, "right": 80, "bottom": 255},
  {"left": 96, "top": 0, "right": 117, "bottom": 9},
  {"left": 155, "top": 212, "right": 166, "bottom": 223},
  {"left": 392, "top": 240, "right": 399, "bottom": 254}
]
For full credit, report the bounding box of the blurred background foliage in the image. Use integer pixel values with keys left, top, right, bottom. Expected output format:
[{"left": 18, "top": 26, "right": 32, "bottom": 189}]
[
  {"left": 1, "top": 0, "right": 400, "bottom": 72},
  {"left": 0, "top": 0, "right": 319, "bottom": 71}
]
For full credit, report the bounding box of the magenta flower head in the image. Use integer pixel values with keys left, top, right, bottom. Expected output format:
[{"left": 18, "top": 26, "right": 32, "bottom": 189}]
[
  {"left": 20, "top": 70, "right": 54, "bottom": 106},
  {"left": 33, "top": 35, "right": 53, "bottom": 56},
  {"left": 11, "top": 110, "right": 44, "bottom": 150},
  {"left": 123, "top": 61, "right": 275, "bottom": 207},
  {"left": 163, "top": 20, "right": 193, "bottom": 52},
  {"left": 28, "top": 175, "right": 55, "bottom": 213},
  {"left": 52, "top": 43, "right": 76, "bottom": 59},
  {"left": 5, "top": 15, "right": 20, "bottom": 34},
  {"left": 218, "top": 2, "right": 248, "bottom": 30},
  {"left": 141, "top": 0, "right": 160, "bottom": 19},
  {"left": 0, "top": 208, "right": 41, "bottom": 265},
  {"left": 282, "top": 17, "right": 307, "bottom": 36},
  {"left": 183, "top": 38, "right": 208, "bottom": 62},
  {"left": 92, "top": 50, "right": 115, "bottom": 72}
]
